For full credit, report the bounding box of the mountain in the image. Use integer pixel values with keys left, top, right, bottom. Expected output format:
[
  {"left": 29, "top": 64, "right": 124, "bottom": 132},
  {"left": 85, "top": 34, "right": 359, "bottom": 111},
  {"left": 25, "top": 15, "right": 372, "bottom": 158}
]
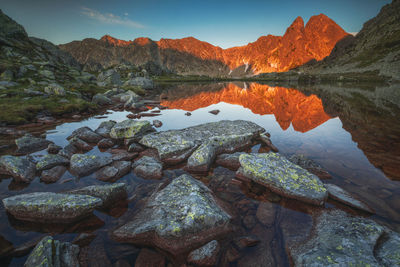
[{"left": 59, "top": 14, "right": 348, "bottom": 77}]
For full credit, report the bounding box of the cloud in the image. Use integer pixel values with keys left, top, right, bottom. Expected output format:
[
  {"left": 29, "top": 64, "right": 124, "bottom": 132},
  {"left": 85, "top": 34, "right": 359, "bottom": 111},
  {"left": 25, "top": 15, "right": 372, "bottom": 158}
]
[{"left": 81, "top": 7, "right": 144, "bottom": 28}]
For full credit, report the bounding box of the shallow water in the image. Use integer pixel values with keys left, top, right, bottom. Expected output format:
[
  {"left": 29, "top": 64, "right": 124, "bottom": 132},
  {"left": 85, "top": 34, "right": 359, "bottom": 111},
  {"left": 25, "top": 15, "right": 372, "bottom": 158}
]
[{"left": 1, "top": 82, "right": 400, "bottom": 266}]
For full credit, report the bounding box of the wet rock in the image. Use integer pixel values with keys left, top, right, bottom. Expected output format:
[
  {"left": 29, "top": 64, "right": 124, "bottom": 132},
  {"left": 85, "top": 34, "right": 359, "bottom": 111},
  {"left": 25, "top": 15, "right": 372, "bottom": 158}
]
[
  {"left": 92, "top": 93, "right": 112, "bottom": 105},
  {"left": 98, "top": 138, "right": 115, "bottom": 149},
  {"left": 132, "top": 156, "right": 163, "bottom": 179},
  {"left": 111, "top": 151, "right": 137, "bottom": 161},
  {"left": 325, "top": 184, "right": 374, "bottom": 213},
  {"left": 127, "top": 142, "right": 145, "bottom": 152},
  {"left": 0, "top": 235, "right": 13, "bottom": 257},
  {"left": 95, "top": 120, "right": 116, "bottom": 138},
  {"left": 72, "top": 233, "right": 96, "bottom": 247},
  {"left": 289, "top": 154, "right": 331, "bottom": 179},
  {"left": 188, "top": 240, "right": 220, "bottom": 266},
  {"left": 44, "top": 83, "right": 66, "bottom": 96},
  {"left": 96, "top": 161, "right": 131, "bottom": 182},
  {"left": 153, "top": 119, "right": 162, "bottom": 128},
  {"left": 69, "top": 137, "right": 92, "bottom": 151},
  {"left": 47, "top": 143, "right": 62, "bottom": 154},
  {"left": 289, "top": 209, "right": 400, "bottom": 267},
  {"left": 185, "top": 112, "right": 192, "bottom": 116},
  {"left": 68, "top": 183, "right": 127, "bottom": 208},
  {"left": 40, "top": 165, "right": 67, "bottom": 183},
  {"left": 112, "top": 174, "right": 231, "bottom": 256},
  {"left": 237, "top": 153, "right": 327, "bottom": 206},
  {"left": 242, "top": 214, "right": 257, "bottom": 229},
  {"left": 15, "top": 134, "right": 52, "bottom": 154},
  {"left": 70, "top": 154, "right": 112, "bottom": 177},
  {"left": 233, "top": 236, "right": 260, "bottom": 249},
  {"left": 36, "top": 154, "right": 69, "bottom": 171},
  {"left": 216, "top": 152, "right": 246, "bottom": 170},
  {"left": 256, "top": 202, "right": 276, "bottom": 227},
  {"left": 25, "top": 236, "right": 79, "bottom": 267},
  {"left": 124, "top": 77, "right": 154, "bottom": 89},
  {"left": 58, "top": 143, "right": 78, "bottom": 159},
  {"left": 110, "top": 119, "right": 154, "bottom": 140},
  {"left": 259, "top": 133, "right": 279, "bottom": 152},
  {"left": 2, "top": 192, "right": 102, "bottom": 223},
  {"left": 209, "top": 109, "right": 220, "bottom": 115},
  {"left": 0, "top": 155, "right": 36, "bottom": 183},
  {"left": 68, "top": 127, "right": 103, "bottom": 143},
  {"left": 135, "top": 248, "right": 165, "bottom": 267}
]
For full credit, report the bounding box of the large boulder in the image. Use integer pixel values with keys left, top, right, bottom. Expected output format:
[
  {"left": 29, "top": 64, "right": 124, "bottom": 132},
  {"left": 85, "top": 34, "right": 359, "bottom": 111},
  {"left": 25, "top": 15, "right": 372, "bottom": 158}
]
[
  {"left": 67, "top": 127, "right": 103, "bottom": 143},
  {"left": 2, "top": 192, "right": 102, "bottom": 223},
  {"left": 44, "top": 83, "right": 66, "bottom": 96},
  {"left": 132, "top": 156, "right": 163, "bottom": 180},
  {"left": 237, "top": 153, "right": 328, "bottom": 206},
  {"left": 0, "top": 155, "right": 36, "bottom": 183},
  {"left": 95, "top": 120, "right": 116, "bottom": 138},
  {"left": 70, "top": 154, "right": 112, "bottom": 177},
  {"left": 110, "top": 120, "right": 154, "bottom": 140},
  {"left": 24, "top": 236, "right": 79, "bottom": 267},
  {"left": 15, "top": 134, "right": 53, "bottom": 154},
  {"left": 67, "top": 183, "right": 127, "bottom": 207},
  {"left": 124, "top": 77, "right": 154, "bottom": 89},
  {"left": 92, "top": 93, "right": 112, "bottom": 106},
  {"left": 95, "top": 161, "right": 131, "bottom": 182},
  {"left": 40, "top": 166, "right": 67, "bottom": 183},
  {"left": 112, "top": 174, "right": 231, "bottom": 256},
  {"left": 97, "top": 69, "right": 121, "bottom": 86},
  {"left": 36, "top": 154, "right": 69, "bottom": 171}
]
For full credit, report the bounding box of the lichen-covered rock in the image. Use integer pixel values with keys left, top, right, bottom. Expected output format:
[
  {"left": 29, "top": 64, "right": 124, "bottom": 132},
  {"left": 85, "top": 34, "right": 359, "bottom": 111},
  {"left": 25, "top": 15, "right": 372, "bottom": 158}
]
[
  {"left": 132, "top": 156, "right": 163, "bottom": 180},
  {"left": 47, "top": 143, "right": 62, "bottom": 154},
  {"left": 139, "top": 120, "right": 264, "bottom": 162},
  {"left": 24, "top": 236, "right": 79, "bottom": 267},
  {"left": 216, "top": 152, "right": 246, "bottom": 170},
  {"left": 187, "top": 240, "right": 220, "bottom": 266},
  {"left": 15, "top": 134, "right": 52, "bottom": 154},
  {"left": 68, "top": 127, "right": 103, "bottom": 143},
  {"left": 92, "top": 93, "right": 112, "bottom": 106},
  {"left": 69, "top": 137, "right": 92, "bottom": 151},
  {"left": 237, "top": 153, "right": 327, "bottom": 206},
  {"left": 95, "top": 161, "right": 131, "bottom": 182},
  {"left": 70, "top": 154, "right": 112, "bottom": 177},
  {"left": 44, "top": 83, "right": 65, "bottom": 96},
  {"left": 325, "top": 184, "right": 374, "bottom": 213},
  {"left": 95, "top": 120, "right": 116, "bottom": 138},
  {"left": 40, "top": 165, "right": 66, "bottom": 183},
  {"left": 124, "top": 77, "right": 154, "bottom": 89},
  {"left": 36, "top": 154, "right": 69, "bottom": 171},
  {"left": 110, "top": 120, "right": 154, "bottom": 140},
  {"left": 58, "top": 143, "right": 78, "bottom": 159},
  {"left": 68, "top": 183, "right": 127, "bottom": 207},
  {"left": 289, "top": 209, "right": 400, "bottom": 267},
  {"left": 289, "top": 154, "right": 331, "bottom": 179},
  {"left": 2, "top": 192, "right": 102, "bottom": 223},
  {"left": 97, "top": 69, "right": 121, "bottom": 86},
  {"left": 112, "top": 174, "right": 231, "bottom": 256},
  {"left": 0, "top": 155, "right": 36, "bottom": 183},
  {"left": 97, "top": 138, "right": 115, "bottom": 149}
]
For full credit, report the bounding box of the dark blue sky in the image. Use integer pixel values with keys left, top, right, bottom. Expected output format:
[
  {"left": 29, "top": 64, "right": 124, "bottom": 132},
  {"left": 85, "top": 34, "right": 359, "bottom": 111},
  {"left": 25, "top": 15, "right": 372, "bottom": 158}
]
[{"left": 1, "top": 0, "right": 391, "bottom": 48}]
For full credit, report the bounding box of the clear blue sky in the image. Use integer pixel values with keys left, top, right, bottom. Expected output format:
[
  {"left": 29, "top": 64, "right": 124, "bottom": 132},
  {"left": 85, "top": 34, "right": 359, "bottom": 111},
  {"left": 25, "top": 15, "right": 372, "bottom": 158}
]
[{"left": 0, "top": 0, "right": 391, "bottom": 48}]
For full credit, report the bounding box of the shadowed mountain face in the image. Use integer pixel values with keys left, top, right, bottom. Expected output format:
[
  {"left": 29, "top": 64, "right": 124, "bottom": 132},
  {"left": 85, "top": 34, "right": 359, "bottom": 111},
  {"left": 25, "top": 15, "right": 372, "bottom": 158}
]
[
  {"left": 59, "top": 14, "right": 348, "bottom": 76},
  {"left": 161, "top": 83, "right": 332, "bottom": 133}
]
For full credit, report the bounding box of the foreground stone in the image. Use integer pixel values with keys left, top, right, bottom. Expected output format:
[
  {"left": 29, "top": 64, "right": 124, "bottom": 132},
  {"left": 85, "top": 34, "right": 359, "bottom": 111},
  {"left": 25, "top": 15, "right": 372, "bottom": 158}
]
[
  {"left": 36, "top": 154, "right": 69, "bottom": 171},
  {"left": 2, "top": 192, "right": 102, "bottom": 223},
  {"left": 132, "top": 156, "right": 163, "bottom": 179},
  {"left": 40, "top": 166, "right": 67, "bottom": 183},
  {"left": 135, "top": 248, "right": 166, "bottom": 267},
  {"left": 25, "top": 236, "right": 79, "bottom": 267},
  {"left": 95, "top": 120, "right": 116, "bottom": 138},
  {"left": 237, "top": 153, "right": 327, "bottom": 206},
  {"left": 187, "top": 240, "right": 220, "bottom": 266},
  {"left": 112, "top": 174, "right": 231, "bottom": 256},
  {"left": 15, "top": 134, "right": 52, "bottom": 154},
  {"left": 96, "top": 161, "right": 131, "bottom": 182},
  {"left": 67, "top": 127, "right": 103, "bottom": 143},
  {"left": 0, "top": 155, "right": 36, "bottom": 183},
  {"left": 58, "top": 143, "right": 78, "bottom": 159},
  {"left": 110, "top": 119, "right": 154, "bottom": 140},
  {"left": 289, "top": 209, "right": 400, "bottom": 267},
  {"left": 70, "top": 154, "right": 112, "bottom": 177},
  {"left": 215, "top": 152, "right": 246, "bottom": 170},
  {"left": 325, "top": 184, "right": 374, "bottom": 213}
]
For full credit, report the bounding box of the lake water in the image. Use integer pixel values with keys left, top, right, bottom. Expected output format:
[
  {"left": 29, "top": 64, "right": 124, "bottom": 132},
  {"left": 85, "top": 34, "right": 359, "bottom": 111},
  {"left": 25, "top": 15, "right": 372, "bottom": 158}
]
[{"left": 1, "top": 82, "right": 400, "bottom": 266}]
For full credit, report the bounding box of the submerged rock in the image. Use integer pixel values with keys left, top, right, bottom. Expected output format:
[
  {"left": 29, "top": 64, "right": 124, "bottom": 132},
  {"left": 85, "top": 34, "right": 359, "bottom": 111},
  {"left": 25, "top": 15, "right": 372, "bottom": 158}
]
[
  {"left": 187, "top": 240, "right": 220, "bottom": 266},
  {"left": 289, "top": 154, "right": 331, "bottom": 179},
  {"left": 2, "top": 192, "right": 102, "bottom": 223},
  {"left": 15, "top": 134, "right": 52, "bottom": 154},
  {"left": 112, "top": 174, "right": 231, "bottom": 256},
  {"left": 95, "top": 120, "right": 116, "bottom": 138},
  {"left": 68, "top": 183, "right": 127, "bottom": 207},
  {"left": 0, "top": 155, "right": 36, "bottom": 183},
  {"left": 110, "top": 119, "right": 154, "bottom": 140},
  {"left": 25, "top": 236, "right": 79, "bottom": 267},
  {"left": 132, "top": 156, "right": 163, "bottom": 180},
  {"left": 40, "top": 165, "right": 66, "bottom": 183},
  {"left": 215, "top": 152, "right": 246, "bottom": 170},
  {"left": 68, "top": 127, "right": 103, "bottom": 143},
  {"left": 325, "top": 184, "right": 374, "bottom": 213},
  {"left": 289, "top": 209, "right": 400, "bottom": 267},
  {"left": 96, "top": 161, "right": 131, "bottom": 182},
  {"left": 70, "top": 154, "right": 112, "bottom": 177},
  {"left": 237, "top": 153, "right": 327, "bottom": 206},
  {"left": 36, "top": 154, "right": 69, "bottom": 171},
  {"left": 135, "top": 248, "right": 165, "bottom": 267}
]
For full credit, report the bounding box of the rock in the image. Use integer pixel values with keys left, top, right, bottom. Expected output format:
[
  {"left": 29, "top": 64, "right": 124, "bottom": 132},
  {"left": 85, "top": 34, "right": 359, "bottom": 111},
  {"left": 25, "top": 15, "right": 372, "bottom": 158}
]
[
  {"left": 39, "top": 70, "right": 55, "bottom": 81},
  {"left": 111, "top": 151, "right": 137, "bottom": 161},
  {"left": 96, "top": 161, "right": 131, "bottom": 182},
  {"left": 0, "top": 155, "right": 36, "bottom": 183},
  {"left": 119, "top": 90, "right": 140, "bottom": 103},
  {"left": 132, "top": 156, "right": 163, "bottom": 179},
  {"left": 98, "top": 138, "right": 115, "bottom": 148},
  {"left": 44, "top": 83, "right": 66, "bottom": 96},
  {"left": 92, "top": 93, "right": 112, "bottom": 105},
  {"left": 233, "top": 236, "right": 260, "bottom": 249},
  {"left": 72, "top": 233, "right": 96, "bottom": 247},
  {"left": 97, "top": 69, "right": 121, "bottom": 86},
  {"left": 185, "top": 112, "right": 192, "bottom": 116},
  {"left": 256, "top": 202, "right": 276, "bottom": 227},
  {"left": 47, "top": 143, "right": 62, "bottom": 154},
  {"left": 1, "top": 69, "right": 13, "bottom": 81},
  {"left": 289, "top": 209, "right": 400, "bottom": 267},
  {"left": 70, "top": 154, "right": 112, "bottom": 177},
  {"left": 135, "top": 248, "right": 165, "bottom": 267},
  {"left": 40, "top": 165, "right": 66, "bottom": 183},
  {"left": 69, "top": 137, "right": 92, "bottom": 151},
  {"left": 68, "top": 183, "right": 127, "bottom": 207},
  {"left": 216, "top": 152, "right": 246, "bottom": 170},
  {"left": 36, "top": 154, "right": 69, "bottom": 171},
  {"left": 2, "top": 192, "right": 102, "bottom": 223},
  {"left": 209, "top": 109, "right": 220, "bottom": 115},
  {"left": 325, "top": 184, "right": 374, "bottom": 213},
  {"left": 0, "top": 235, "right": 13, "bottom": 258},
  {"left": 124, "top": 77, "right": 154, "bottom": 89},
  {"left": 112, "top": 174, "right": 231, "bottom": 256},
  {"left": 140, "top": 120, "right": 264, "bottom": 162},
  {"left": 110, "top": 119, "right": 154, "bottom": 140},
  {"left": 259, "top": 133, "right": 279, "bottom": 152},
  {"left": 242, "top": 214, "right": 257, "bottom": 229},
  {"left": 68, "top": 127, "right": 103, "bottom": 143},
  {"left": 15, "top": 134, "right": 52, "bottom": 154},
  {"left": 95, "top": 120, "right": 116, "bottom": 138},
  {"left": 24, "top": 236, "right": 79, "bottom": 267},
  {"left": 187, "top": 240, "right": 220, "bottom": 266},
  {"left": 58, "top": 143, "right": 78, "bottom": 159},
  {"left": 152, "top": 119, "right": 162, "bottom": 128},
  {"left": 127, "top": 143, "right": 145, "bottom": 152},
  {"left": 289, "top": 154, "right": 331, "bottom": 179},
  {"left": 237, "top": 153, "right": 328, "bottom": 206}
]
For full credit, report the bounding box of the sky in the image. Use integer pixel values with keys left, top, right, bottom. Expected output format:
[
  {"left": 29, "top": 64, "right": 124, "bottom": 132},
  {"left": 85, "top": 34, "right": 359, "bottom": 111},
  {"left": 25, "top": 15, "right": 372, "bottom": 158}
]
[{"left": 0, "top": 0, "right": 392, "bottom": 48}]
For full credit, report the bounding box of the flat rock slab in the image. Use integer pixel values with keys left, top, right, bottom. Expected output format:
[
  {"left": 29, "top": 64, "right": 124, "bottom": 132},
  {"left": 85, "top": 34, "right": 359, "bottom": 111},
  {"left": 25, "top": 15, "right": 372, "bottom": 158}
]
[
  {"left": 67, "top": 126, "right": 103, "bottom": 143},
  {"left": 140, "top": 120, "right": 264, "bottom": 162},
  {"left": 25, "top": 236, "right": 79, "bottom": 267},
  {"left": 96, "top": 161, "right": 131, "bottom": 182},
  {"left": 95, "top": 120, "right": 116, "bottom": 138},
  {"left": 289, "top": 209, "right": 400, "bottom": 267},
  {"left": 70, "top": 154, "right": 112, "bottom": 177},
  {"left": 2, "top": 192, "right": 102, "bottom": 223},
  {"left": 237, "top": 153, "right": 327, "bottom": 206},
  {"left": 132, "top": 156, "right": 163, "bottom": 180},
  {"left": 40, "top": 165, "right": 67, "bottom": 183},
  {"left": 68, "top": 183, "right": 127, "bottom": 207},
  {"left": 15, "top": 135, "right": 53, "bottom": 154},
  {"left": 0, "top": 155, "right": 36, "bottom": 183},
  {"left": 36, "top": 154, "right": 69, "bottom": 171},
  {"left": 325, "top": 184, "right": 374, "bottom": 213},
  {"left": 110, "top": 120, "right": 154, "bottom": 140},
  {"left": 112, "top": 174, "right": 231, "bottom": 256}
]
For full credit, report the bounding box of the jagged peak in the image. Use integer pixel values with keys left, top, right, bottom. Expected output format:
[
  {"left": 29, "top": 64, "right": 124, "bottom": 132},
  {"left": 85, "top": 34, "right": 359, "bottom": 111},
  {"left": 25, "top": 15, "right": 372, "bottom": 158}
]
[
  {"left": 133, "top": 37, "right": 153, "bottom": 46},
  {"left": 100, "top": 35, "right": 132, "bottom": 46}
]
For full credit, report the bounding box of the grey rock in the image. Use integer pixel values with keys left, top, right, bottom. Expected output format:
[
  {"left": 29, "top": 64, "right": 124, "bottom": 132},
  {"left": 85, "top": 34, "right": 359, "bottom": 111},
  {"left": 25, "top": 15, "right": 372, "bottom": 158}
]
[
  {"left": 44, "top": 83, "right": 65, "bottom": 96},
  {"left": 0, "top": 155, "right": 36, "bottom": 183},
  {"left": 95, "top": 161, "right": 131, "bottom": 182},
  {"left": 46, "top": 143, "right": 62, "bottom": 154},
  {"left": 132, "top": 156, "right": 163, "bottom": 180},
  {"left": 58, "top": 143, "right": 78, "bottom": 159},
  {"left": 237, "top": 153, "right": 328, "bottom": 206},
  {"left": 68, "top": 183, "right": 127, "bottom": 207},
  {"left": 110, "top": 119, "right": 154, "bottom": 140},
  {"left": 124, "top": 77, "right": 153, "bottom": 89},
  {"left": 36, "top": 154, "right": 69, "bottom": 171},
  {"left": 188, "top": 240, "right": 220, "bottom": 266},
  {"left": 112, "top": 174, "right": 231, "bottom": 256},
  {"left": 152, "top": 119, "right": 162, "bottom": 128},
  {"left": 259, "top": 132, "right": 279, "bottom": 152},
  {"left": 325, "top": 184, "right": 374, "bottom": 213},
  {"left": 15, "top": 134, "right": 53, "bottom": 154},
  {"left": 216, "top": 152, "right": 246, "bottom": 170},
  {"left": 40, "top": 166, "right": 67, "bottom": 183},
  {"left": 97, "top": 138, "right": 115, "bottom": 149},
  {"left": 70, "top": 154, "right": 112, "bottom": 177},
  {"left": 68, "top": 127, "right": 103, "bottom": 143},
  {"left": 95, "top": 120, "right": 116, "bottom": 138},
  {"left": 2, "top": 192, "right": 102, "bottom": 223},
  {"left": 92, "top": 93, "right": 112, "bottom": 106},
  {"left": 97, "top": 69, "right": 121, "bottom": 86},
  {"left": 127, "top": 143, "right": 145, "bottom": 152},
  {"left": 256, "top": 202, "right": 276, "bottom": 227},
  {"left": 69, "top": 137, "right": 91, "bottom": 151}
]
